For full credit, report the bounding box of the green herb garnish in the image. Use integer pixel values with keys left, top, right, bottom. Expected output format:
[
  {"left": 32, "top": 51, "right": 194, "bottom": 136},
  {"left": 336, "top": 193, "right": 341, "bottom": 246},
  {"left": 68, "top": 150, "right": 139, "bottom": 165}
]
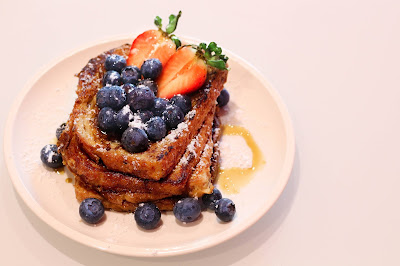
[
  {"left": 154, "top": 11, "right": 182, "bottom": 48},
  {"left": 166, "top": 11, "right": 182, "bottom": 34},
  {"left": 197, "top": 42, "right": 229, "bottom": 70},
  {"left": 154, "top": 16, "right": 162, "bottom": 29}
]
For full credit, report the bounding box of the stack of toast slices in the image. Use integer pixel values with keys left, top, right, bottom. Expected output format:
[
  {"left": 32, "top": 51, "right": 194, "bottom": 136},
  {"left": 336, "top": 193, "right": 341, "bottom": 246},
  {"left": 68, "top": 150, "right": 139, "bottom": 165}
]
[{"left": 58, "top": 44, "right": 228, "bottom": 212}]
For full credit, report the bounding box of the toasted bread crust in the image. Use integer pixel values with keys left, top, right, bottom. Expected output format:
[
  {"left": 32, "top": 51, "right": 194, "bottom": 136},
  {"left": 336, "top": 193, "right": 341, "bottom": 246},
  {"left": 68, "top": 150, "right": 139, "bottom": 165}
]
[
  {"left": 58, "top": 44, "right": 226, "bottom": 212},
  {"left": 210, "top": 114, "right": 222, "bottom": 182},
  {"left": 59, "top": 44, "right": 227, "bottom": 181},
  {"left": 74, "top": 179, "right": 178, "bottom": 212},
  {"left": 62, "top": 107, "right": 216, "bottom": 196},
  {"left": 69, "top": 110, "right": 221, "bottom": 212}
]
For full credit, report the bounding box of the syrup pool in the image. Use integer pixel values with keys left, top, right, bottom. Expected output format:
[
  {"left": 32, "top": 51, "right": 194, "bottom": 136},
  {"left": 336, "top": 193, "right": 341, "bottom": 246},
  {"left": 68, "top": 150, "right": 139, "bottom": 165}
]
[{"left": 217, "top": 125, "right": 266, "bottom": 194}]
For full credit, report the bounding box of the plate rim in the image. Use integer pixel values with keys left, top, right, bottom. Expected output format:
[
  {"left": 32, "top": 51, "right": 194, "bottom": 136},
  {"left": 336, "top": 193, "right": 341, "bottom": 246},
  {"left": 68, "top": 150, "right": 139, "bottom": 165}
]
[{"left": 3, "top": 35, "right": 295, "bottom": 257}]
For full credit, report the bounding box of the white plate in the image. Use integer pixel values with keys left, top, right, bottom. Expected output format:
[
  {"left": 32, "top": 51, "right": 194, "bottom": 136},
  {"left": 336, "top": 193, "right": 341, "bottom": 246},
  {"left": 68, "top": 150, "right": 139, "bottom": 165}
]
[{"left": 3, "top": 37, "right": 295, "bottom": 257}]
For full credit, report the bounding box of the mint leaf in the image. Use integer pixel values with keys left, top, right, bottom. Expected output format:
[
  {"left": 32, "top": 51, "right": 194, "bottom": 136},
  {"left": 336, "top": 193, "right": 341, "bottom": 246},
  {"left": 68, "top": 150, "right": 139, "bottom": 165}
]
[{"left": 166, "top": 11, "right": 182, "bottom": 34}]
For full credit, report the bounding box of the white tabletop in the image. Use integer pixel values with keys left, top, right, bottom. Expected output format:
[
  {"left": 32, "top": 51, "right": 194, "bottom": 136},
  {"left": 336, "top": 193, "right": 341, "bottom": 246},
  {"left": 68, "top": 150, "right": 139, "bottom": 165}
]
[{"left": 1, "top": 0, "right": 399, "bottom": 265}]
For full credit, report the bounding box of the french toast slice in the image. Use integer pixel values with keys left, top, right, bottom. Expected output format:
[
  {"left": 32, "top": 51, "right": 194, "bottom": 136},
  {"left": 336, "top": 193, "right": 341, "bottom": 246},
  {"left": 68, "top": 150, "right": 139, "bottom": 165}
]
[
  {"left": 68, "top": 111, "right": 221, "bottom": 212},
  {"left": 61, "top": 106, "right": 216, "bottom": 196},
  {"left": 58, "top": 43, "right": 226, "bottom": 212},
  {"left": 58, "top": 44, "right": 228, "bottom": 181},
  {"left": 187, "top": 115, "right": 222, "bottom": 197},
  {"left": 210, "top": 114, "right": 222, "bottom": 182}
]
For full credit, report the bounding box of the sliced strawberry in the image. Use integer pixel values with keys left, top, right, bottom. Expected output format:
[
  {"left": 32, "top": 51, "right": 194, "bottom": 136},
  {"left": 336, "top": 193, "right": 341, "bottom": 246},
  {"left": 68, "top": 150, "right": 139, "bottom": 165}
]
[
  {"left": 127, "top": 30, "right": 176, "bottom": 68},
  {"left": 157, "top": 46, "right": 207, "bottom": 99}
]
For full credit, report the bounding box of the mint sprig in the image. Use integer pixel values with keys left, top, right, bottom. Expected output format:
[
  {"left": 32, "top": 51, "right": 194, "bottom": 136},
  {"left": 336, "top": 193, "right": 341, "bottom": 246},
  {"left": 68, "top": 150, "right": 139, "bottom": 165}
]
[
  {"left": 198, "top": 42, "right": 229, "bottom": 70},
  {"left": 153, "top": 11, "right": 182, "bottom": 48}
]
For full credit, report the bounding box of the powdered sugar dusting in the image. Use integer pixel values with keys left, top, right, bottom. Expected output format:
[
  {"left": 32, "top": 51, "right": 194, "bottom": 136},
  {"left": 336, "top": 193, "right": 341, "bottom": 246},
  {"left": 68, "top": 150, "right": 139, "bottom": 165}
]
[
  {"left": 128, "top": 113, "right": 146, "bottom": 130},
  {"left": 219, "top": 103, "right": 246, "bottom": 126},
  {"left": 44, "top": 145, "right": 58, "bottom": 163},
  {"left": 197, "top": 140, "right": 213, "bottom": 168},
  {"left": 186, "top": 134, "right": 200, "bottom": 156},
  {"left": 179, "top": 155, "right": 190, "bottom": 166},
  {"left": 219, "top": 135, "right": 253, "bottom": 169},
  {"left": 177, "top": 128, "right": 202, "bottom": 166},
  {"left": 186, "top": 110, "right": 196, "bottom": 120},
  {"left": 121, "top": 105, "right": 131, "bottom": 115},
  {"left": 166, "top": 121, "right": 188, "bottom": 141}
]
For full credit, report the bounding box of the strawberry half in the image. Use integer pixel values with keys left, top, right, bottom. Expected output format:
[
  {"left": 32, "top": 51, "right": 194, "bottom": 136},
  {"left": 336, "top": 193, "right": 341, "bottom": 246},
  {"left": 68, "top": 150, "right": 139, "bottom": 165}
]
[
  {"left": 157, "top": 46, "right": 207, "bottom": 99},
  {"left": 127, "top": 30, "right": 176, "bottom": 68}
]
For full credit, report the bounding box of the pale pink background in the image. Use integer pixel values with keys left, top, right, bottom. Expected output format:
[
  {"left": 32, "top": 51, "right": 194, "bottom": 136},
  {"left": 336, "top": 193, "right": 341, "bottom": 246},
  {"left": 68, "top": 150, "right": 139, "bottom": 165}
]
[{"left": 1, "top": 0, "right": 399, "bottom": 265}]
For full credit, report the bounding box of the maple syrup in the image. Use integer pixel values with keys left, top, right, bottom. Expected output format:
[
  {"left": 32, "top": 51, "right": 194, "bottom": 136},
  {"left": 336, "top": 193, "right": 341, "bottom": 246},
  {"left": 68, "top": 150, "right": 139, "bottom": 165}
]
[
  {"left": 217, "top": 125, "right": 265, "bottom": 194},
  {"left": 54, "top": 168, "right": 65, "bottom": 175}
]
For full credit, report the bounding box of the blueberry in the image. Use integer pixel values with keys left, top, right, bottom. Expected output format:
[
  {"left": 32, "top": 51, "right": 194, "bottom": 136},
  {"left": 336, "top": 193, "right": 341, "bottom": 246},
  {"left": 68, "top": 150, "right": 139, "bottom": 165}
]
[
  {"left": 141, "top": 58, "right": 162, "bottom": 80},
  {"left": 96, "top": 86, "right": 126, "bottom": 110},
  {"left": 217, "top": 88, "right": 230, "bottom": 107},
  {"left": 122, "top": 83, "right": 135, "bottom": 94},
  {"left": 121, "top": 127, "right": 149, "bottom": 153},
  {"left": 103, "top": 70, "right": 122, "bottom": 86},
  {"left": 40, "top": 144, "right": 63, "bottom": 168},
  {"left": 215, "top": 198, "right": 236, "bottom": 222},
  {"left": 121, "top": 66, "right": 141, "bottom": 85},
  {"left": 105, "top": 54, "right": 126, "bottom": 73},
  {"left": 127, "top": 85, "right": 155, "bottom": 111},
  {"left": 170, "top": 94, "right": 192, "bottom": 114},
  {"left": 151, "top": 98, "right": 169, "bottom": 116},
  {"left": 134, "top": 202, "right": 161, "bottom": 230},
  {"left": 138, "top": 79, "right": 158, "bottom": 94},
  {"left": 162, "top": 104, "right": 184, "bottom": 129},
  {"left": 201, "top": 188, "right": 222, "bottom": 211},
  {"left": 96, "top": 87, "right": 110, "bottom": 109},
  {"left": 108, "top": 86, "right": 127, "bottom": 110},
  {"left": 79, "top": 198, "right": 105, "bottom": 224},
  {"left": 137, "top": 110, "right": 153, "bottom": 123},
  {"left": 115, "top": 105, "right": 133, "bottom": 131},
  {"left": 146, "top": 116, "right": 167, "bottom": 141},
  {"left": 173, "top": 198, "right": 202, "bottom": 223},
  {"left": 56, "top": 123, "right": 66, "bottom": 140},
  {"left": 98, "top": 107, "right": 117, "bottom": 132}
]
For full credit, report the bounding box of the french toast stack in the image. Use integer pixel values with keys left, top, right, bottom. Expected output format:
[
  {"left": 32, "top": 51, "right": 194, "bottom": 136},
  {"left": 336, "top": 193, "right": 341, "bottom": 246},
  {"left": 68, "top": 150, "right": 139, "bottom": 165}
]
[{"left": 58, "top": 44, "right": 228, "bottom": 212}]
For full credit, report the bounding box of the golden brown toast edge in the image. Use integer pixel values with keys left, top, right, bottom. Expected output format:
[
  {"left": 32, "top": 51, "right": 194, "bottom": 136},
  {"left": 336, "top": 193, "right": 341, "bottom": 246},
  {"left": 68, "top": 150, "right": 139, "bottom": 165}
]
[
  {"left": 72, "top": 112, "right": 221, "bottom": 212},
  {"left": 74, "top": 179, "right": 178, "bottom": 212},
  {"left": 62, "top": 107, "right": 216, "bottom": 197},
  {"left": 58, "top": 44, "right": 228, "bottom": 181}
]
